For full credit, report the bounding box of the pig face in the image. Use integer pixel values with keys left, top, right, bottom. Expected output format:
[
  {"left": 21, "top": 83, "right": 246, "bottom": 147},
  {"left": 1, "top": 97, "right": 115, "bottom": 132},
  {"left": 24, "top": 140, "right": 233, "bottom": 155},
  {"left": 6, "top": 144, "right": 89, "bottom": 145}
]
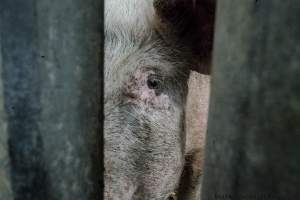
[{"left": 104, "top": 0, "right": 215, "bottom": 199}]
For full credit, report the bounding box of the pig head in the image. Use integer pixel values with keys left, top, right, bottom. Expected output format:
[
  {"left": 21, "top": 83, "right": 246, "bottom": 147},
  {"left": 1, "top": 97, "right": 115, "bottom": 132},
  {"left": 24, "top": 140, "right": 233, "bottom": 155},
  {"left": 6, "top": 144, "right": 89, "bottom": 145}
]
[{"left": 104, "top": 0, "right": 215, "bottom": 199}]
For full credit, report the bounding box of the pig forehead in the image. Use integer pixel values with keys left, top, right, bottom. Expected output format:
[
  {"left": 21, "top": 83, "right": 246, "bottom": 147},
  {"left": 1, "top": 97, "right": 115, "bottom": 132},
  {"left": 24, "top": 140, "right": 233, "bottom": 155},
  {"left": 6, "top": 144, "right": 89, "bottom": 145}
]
[
  {"left": 105, "top": 0, "right": 155, "bottom": 34},
  {"left": 104, "top": 42, "right": 188, "bottom": 104},
  {"left": 105, "top": 0, "right": 157, "bottom": 53},
  {"left": 104, "top": 22, "right": 185, "bottom": 72},
  {"left": 104, "top": 45, "right": 176, "bottom": 94},
  {"left": 104, "top": 0, "right": 189, "bottom": 97},
  {"left": 104, "top": 38, "right": 187, "bottom": 81}
]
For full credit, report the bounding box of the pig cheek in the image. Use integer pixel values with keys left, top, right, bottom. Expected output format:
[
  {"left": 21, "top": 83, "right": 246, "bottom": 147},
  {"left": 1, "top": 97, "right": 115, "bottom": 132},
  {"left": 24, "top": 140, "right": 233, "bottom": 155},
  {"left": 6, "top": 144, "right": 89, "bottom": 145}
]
[{"left": 140, "top": 85, "right": 170, "bottom": 109}]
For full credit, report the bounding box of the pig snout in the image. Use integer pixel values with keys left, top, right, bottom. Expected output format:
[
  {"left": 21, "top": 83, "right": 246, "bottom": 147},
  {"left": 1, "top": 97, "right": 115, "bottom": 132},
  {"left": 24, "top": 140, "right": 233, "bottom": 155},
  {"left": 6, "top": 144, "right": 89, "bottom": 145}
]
[{"left": 104, "top": 81, "right": 185, "bottom": 199}]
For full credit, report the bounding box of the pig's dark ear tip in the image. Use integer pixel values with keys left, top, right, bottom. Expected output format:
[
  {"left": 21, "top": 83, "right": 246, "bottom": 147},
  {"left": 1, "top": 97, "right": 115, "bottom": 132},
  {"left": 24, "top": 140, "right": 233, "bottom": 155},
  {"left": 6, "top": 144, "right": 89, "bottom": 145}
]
[
  {"left": 154, "top": 0, "right": 216, "bottom": 75},
  {"left": 153, "top": 0, "right": 179, "bottom": 19},
  {"left": 192, "top": 62, "right": 211, "bottom": 75}
]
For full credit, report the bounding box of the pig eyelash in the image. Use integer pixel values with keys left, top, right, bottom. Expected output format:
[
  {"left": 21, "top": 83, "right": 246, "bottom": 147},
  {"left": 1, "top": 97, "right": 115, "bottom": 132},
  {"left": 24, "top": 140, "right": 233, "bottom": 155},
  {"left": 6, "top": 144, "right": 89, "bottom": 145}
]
[
  {"left": 147, "top": 75, "right": 162, "bottom": 90},
  {"left": 146, "top": 74, "right": 164, "bottom": 95}
]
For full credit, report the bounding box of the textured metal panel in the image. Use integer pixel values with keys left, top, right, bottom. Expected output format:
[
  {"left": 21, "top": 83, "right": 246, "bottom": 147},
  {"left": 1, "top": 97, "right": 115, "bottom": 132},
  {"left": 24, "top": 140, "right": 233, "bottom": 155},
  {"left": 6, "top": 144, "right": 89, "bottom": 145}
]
[
  {"left": 0, "top": 36, "right": 14, "bottom": 200},
  {"left": 202, "top": 0, "right": 300, "bottom": 200},
  {"left": 0, "top": 0, "right": 103, "bottom": 199}
]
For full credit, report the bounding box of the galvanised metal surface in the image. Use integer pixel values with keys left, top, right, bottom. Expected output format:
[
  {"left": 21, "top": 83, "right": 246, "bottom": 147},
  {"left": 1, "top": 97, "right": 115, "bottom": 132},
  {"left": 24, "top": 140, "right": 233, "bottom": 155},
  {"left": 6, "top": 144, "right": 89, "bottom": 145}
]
[
  {"left": 202, "top": 1, "right": 300, "bottom": 200},
  {"left": 0, "top": 0, "right": 103, "bottom": 199}
]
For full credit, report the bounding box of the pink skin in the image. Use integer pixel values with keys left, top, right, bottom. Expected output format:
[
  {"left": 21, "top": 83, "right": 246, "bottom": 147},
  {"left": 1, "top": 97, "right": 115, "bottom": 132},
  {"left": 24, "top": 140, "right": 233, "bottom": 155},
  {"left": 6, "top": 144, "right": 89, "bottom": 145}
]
[{"left": 125, "top": 69, "right": 170, "bottom": 110}]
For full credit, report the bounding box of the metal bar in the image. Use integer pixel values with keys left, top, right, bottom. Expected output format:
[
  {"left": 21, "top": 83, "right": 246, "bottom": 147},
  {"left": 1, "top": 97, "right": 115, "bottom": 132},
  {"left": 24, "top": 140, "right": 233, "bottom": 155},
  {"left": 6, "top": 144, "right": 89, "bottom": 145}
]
[
  {"left": 202, "top": 0, "right": 300, "bottom": 199},
  {"left": 0, "top": 0, "right": 103, "bottom": 199},
  {"left": 0, "top": 37, "right": 14, "bottom": 200}
]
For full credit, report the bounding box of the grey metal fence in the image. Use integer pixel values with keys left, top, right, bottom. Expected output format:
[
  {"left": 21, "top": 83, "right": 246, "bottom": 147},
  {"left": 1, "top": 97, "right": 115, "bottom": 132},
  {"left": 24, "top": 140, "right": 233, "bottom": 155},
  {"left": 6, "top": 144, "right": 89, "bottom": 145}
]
[
  {"left": 202, "top": 1, "right": 300, "bottom": 200},
  {"left": 2, "top": 0, "right": 300, "bottom": 200},
  {"left": 0, "top": 0, "right": 103, "bottom": 200}
]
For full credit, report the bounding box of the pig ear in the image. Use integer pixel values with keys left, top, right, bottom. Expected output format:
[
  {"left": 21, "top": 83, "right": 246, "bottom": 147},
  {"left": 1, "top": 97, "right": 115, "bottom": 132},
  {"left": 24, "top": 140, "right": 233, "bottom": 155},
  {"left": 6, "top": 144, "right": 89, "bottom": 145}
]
[{"left": 153, "top": 0, "right": 216, "bottom": 74}]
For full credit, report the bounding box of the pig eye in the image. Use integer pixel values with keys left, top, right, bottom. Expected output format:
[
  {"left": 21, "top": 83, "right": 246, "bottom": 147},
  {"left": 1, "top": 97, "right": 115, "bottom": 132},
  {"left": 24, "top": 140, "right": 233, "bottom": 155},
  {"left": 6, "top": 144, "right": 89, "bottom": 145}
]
[
  {"left": 165, "top": 193, "right": 177, "bottom": 200},
  {"left": 147, "top": 75, "right": 162, "bottom": 90}
]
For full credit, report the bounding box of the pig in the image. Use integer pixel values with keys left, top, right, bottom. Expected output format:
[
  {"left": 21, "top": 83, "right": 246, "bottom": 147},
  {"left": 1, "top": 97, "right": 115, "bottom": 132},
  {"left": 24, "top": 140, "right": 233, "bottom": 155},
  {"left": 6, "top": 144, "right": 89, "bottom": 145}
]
[{"left": 104, "top": 0, "right": 215, "bottom": 199}]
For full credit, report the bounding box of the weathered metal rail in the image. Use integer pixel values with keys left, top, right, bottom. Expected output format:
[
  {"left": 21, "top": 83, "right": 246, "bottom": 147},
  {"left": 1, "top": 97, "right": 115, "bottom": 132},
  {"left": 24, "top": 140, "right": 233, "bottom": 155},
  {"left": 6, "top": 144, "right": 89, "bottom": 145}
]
[
  {"left": 202, "top": 1, "right": 300, "bottom": 200},
  {"left": 0, "top": 0, "right": 103, "bottom": 199}
]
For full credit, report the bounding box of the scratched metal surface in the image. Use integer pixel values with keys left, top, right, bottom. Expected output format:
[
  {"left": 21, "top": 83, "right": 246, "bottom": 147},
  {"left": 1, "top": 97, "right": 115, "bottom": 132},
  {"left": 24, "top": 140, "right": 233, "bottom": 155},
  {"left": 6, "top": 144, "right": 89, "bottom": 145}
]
[
  {"left": 0, "top": 1, "right": 103, "bottom": 199},
  {"left": 202, "top": 1, "right": 300, "bottom": 200}
]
